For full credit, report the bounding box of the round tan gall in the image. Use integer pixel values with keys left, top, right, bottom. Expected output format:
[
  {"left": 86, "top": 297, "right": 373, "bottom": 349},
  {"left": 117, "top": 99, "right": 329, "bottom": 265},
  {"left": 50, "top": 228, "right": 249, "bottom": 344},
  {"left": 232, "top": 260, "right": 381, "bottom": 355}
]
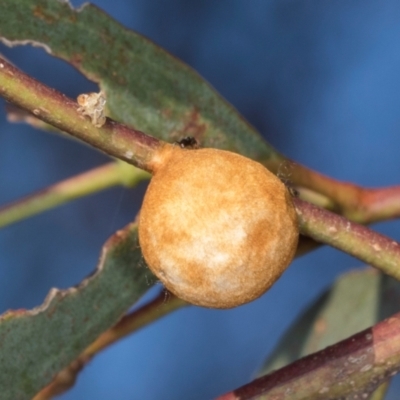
[{"left": 138, "top": 146, "right": 299, "bottom": 308}]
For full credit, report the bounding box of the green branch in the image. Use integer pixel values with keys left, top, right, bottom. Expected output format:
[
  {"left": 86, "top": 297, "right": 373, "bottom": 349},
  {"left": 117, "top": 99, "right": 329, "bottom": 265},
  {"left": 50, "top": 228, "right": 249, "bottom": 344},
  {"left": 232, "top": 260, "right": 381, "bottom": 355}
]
[
  {"left": 3, "top": 55, "right": 400, "bottom": 227},
  {"left": 2, "top": 55, "right": 400, "bottom": 281},
  {"left": 295, "top": 198, "right": 400, "bottom": 281},
  {"left": 0, "top": 57, "right": 163, "bottom": 171},
  {"left": 285, "top": 160, "right": 400, "bottom": 224},
  {"left": 0, "top": 162, "right": 149, "bottom": 228}
]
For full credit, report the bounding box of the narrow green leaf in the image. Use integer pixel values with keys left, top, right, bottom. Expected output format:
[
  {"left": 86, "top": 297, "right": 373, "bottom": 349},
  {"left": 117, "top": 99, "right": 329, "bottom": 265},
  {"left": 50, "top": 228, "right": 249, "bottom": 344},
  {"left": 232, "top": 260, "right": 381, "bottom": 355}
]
[
  {"left": 261, "top": 268, "right": 400, "bottom": 375},
  {"left": 0, "top": 0, "right": 281, "bottom": 165},
  {"left": 0, "top": 223, "right": 155, "bottom": 400}
]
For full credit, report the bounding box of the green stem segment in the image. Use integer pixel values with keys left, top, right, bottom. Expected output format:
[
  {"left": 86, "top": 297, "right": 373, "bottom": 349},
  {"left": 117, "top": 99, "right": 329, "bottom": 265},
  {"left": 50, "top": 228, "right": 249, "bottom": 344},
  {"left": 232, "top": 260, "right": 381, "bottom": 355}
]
[
  {"left": 294, "top": 198, "right": 400, "bottom": 281},
  {"left": 3, "top": 55, "right": 400, "bottom": 225},
  {"left": 369, "top": 382, "right": 390, "bottom": 400},
  {"left": 0, "top": 57, "right": 163, "bottom": 171},
  {"left": 0, "top": 162, "right": 149, "bottom": 228},
  {"left": 2, "top": 55, "right": 400, "bottom": 282}
]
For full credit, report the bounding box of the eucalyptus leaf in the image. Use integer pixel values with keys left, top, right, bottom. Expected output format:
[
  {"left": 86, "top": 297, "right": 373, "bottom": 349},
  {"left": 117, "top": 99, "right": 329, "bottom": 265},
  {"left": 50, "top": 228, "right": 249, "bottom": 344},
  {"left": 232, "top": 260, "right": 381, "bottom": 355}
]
[
  {"left": 261, "top": 267, "right": 400, "bottom": 375},
  {"left": 0, "top": 0, "right": 281, "bottom": 165},
  {"left": 0, "top": 223, "right": 155, "bottom": 400}
]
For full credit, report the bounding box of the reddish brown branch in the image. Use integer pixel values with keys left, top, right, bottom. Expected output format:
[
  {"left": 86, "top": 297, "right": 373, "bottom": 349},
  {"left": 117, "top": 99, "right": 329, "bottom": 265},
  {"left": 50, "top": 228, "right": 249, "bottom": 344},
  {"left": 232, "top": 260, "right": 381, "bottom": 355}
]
[
  {"left": 217, "top": 313, "right": 400, "bottom": 399},
  {"left": 358, "top": 186, "right": 400, "bottom": 223},
  {"left": 0, "top": 57, "right": 163, "bottom": 171},
  {"left": 3, "top": 55, "right": 400, "bottom": 225},
  {"left": 277, "top": 160, "right": 400, "bottom": 225},
  {"left": 294, "top": 198, "right": 400, "bottom": 281}
]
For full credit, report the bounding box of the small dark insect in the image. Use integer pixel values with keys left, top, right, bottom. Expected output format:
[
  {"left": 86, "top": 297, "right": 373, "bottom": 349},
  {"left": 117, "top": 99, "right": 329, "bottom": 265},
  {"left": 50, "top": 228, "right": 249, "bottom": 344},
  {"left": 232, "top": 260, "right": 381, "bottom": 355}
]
[
  {"left": 175, "top": 136, "right": 199, "bottom": 149},
  {"left": 286, "top": 183, "right": 299, "bottom": 197}
]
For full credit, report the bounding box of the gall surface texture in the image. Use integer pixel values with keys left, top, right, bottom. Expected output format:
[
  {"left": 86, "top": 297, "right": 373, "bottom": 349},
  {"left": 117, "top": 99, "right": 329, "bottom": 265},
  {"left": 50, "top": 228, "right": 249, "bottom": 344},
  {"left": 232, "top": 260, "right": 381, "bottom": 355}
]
[{"left": 139, "top": 146, "right": 298, "bottom": 308}]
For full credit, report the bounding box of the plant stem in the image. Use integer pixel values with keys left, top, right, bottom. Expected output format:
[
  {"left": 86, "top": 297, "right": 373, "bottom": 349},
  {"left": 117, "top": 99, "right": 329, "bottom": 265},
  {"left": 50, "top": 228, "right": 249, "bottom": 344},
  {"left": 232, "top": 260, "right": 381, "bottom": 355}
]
[
  {"left": 0, "top": 162, "right": 149, "bottom": 228},
  {"left": 83, "top": 292, "right": 187, "bottom": 357},
  {"left": 357, "top": 186, "right": 400, "bottom": 223},
  {"left": 3, "top": 55, "right": 400, "bottom": 226},
  {"left": 2, "top": 55, "right": 400, "bottom": 281},
  {"left": 369, "top": 381, "right": 390, "bottom": 400},
  {"left": 294, "top": 198, "right": 400, "bottom": 281},
  {"left": 271, "top": 158, "right": 400, "bottom": 224},
  {"left": 217, "top": 312, "right": 400, "bottom": 399},
  {"left": 0, "top": 57, "right": 163, "bottom": 171}
]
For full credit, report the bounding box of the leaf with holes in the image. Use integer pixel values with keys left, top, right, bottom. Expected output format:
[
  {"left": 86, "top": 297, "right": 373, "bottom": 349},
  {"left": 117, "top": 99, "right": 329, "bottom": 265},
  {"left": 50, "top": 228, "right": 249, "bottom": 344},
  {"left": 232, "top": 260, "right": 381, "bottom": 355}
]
[
  {"left": 0, "top": 223, "right": 155, "bottom": 400},
  {"left": 0, "top": 0, "right": 281, "bottom": 166}
]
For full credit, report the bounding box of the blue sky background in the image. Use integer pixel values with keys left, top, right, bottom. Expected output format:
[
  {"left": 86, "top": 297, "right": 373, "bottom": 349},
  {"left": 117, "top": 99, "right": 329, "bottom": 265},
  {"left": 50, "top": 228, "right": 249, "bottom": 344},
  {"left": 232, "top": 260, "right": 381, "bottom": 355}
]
[{"left": 1, "top": 1, "right": 400, "bottom": 399}]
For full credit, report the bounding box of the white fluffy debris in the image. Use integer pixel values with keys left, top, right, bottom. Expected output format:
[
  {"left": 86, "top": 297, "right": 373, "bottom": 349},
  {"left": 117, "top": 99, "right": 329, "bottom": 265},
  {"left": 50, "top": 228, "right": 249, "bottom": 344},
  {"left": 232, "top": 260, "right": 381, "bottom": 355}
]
[{"left": 77, "top": 90, "right": 107, "bottom": 127}]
